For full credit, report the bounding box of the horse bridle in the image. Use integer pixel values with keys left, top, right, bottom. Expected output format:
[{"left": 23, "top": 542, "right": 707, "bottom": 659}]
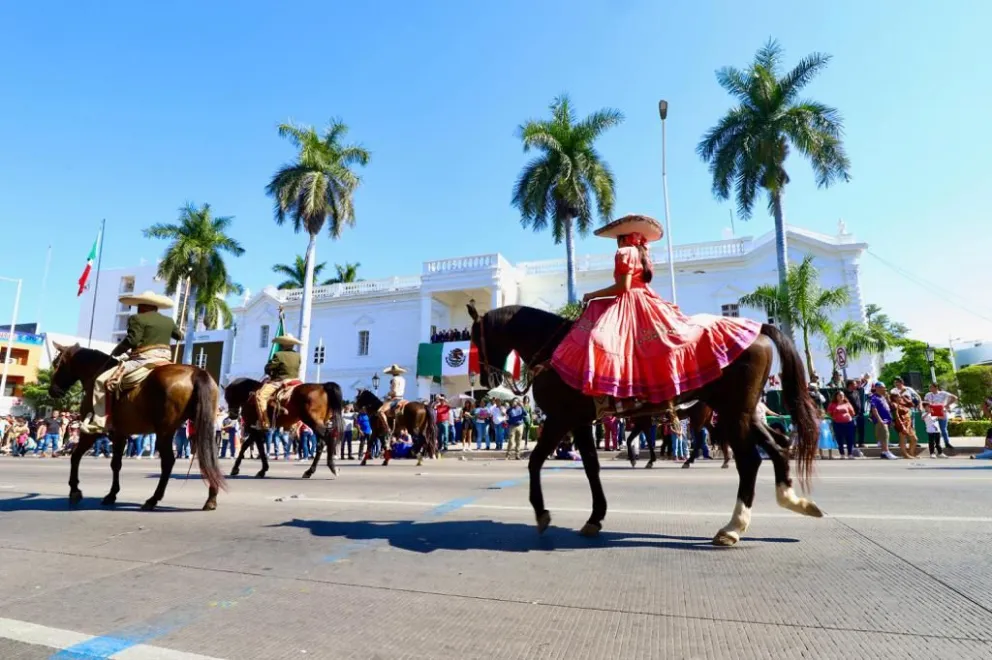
[{"left": 473, "top": 313, "right": 571, "bottom": 396}]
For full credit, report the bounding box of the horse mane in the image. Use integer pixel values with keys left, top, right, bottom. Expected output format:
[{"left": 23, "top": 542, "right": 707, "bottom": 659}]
[{"left": 483, "top": 305, "right": 574, "bottom": 363}]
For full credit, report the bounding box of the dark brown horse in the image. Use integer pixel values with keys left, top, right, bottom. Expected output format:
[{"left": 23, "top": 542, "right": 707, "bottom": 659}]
[
  {"left": 49, "top": 343, "right": 225, "bottom": 511},
  {"left": 468, "top": 303, "right": 823, "bottom": 546},
  {"left": 353, "top": 390, "right": 437, "bottom": 466},
  {"left": 222, "top": 377, "right": 344, "bottom": 479}
]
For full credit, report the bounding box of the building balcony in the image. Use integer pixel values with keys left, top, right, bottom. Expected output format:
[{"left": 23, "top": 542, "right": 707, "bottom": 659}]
[{"left": 276, "top": 276, "right": 422, "bottom": 304}]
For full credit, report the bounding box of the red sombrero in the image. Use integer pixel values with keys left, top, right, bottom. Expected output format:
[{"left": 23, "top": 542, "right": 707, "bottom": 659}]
[{"left": 593, "top": 214, "right": 663, "bottom": 242}]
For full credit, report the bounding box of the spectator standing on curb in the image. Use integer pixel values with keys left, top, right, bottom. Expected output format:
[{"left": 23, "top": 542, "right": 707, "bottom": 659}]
[
  {"left": 460, "top": 401, "right": 474, "bottom": 451},
  {"left": 890, "top": 388, "right": 919, "bottom": 459},
  {"left": 921, "top": 402, "right": 947, "bottom": 458},
  {"left": 340, "top": 404, "right": 355, "bottom": 460},
  {"left": 870, "top": 382, "right": 898, "bottom": 459},
  {"left": 220, "top": 415, "right": 238, "bottom": 458},
  {"left": 521, "top": 396, "right": 533, "bottom": 450},
  {"left": 505, "top": 398, "right": 526, "bottom": 460},
  {"left": 923, "top": 383, "right": 957, "bottom": 452},
  {"left": 827, "top": 390, "right": 857, "bottom": 459},
  {"left": 433, "top": 395, "right": 452, "bottom": 452},
  {"left": 38, "top": 410, "right": 63, "bottom": 458},
  {"left": 844, "top": 379, "right": 867, "bottom": 456}
]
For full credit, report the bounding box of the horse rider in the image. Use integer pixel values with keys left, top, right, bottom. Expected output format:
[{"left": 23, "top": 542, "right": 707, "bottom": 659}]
[
  {"left": 80, "top": 290, "right": 182, "bottom": 435},
  {"left": 253, "top": 333, "right": 302, "bottom": 429},
  {"left": 376, "top": 364, "right": 407, "bottom": 434}
]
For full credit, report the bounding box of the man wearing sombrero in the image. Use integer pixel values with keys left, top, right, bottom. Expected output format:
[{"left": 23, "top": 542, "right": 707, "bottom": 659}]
[
  {"left": 81, "top": 290, "right": 183, "bottom": 434},
  {"left": 549, "top": 214, "right": 761, "bottom": 416},
  {"left": 377, "top": 364, "right": 407, "bottom": 433},
  {"left": 254, "top": 333, "right": 302, "bottom": 429}
]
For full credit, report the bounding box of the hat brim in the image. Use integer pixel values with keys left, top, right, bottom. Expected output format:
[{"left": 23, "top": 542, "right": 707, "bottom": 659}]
[
  {"left": 118, "top": 291, "right": 175, "bottom": 309},
  {"left": 594, "top": 215, "right": 663, "bottom": 242},
  {"left": 384, "top": 365, "right": 407, "bottom": 375},
  {"left": 272, "top": 336, "right": 303, "bottom": 347}
]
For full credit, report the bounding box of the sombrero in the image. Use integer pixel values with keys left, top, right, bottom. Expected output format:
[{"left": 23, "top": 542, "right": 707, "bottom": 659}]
[
  {"left": 593, "top": 214, "right": 663, "bottom": 242},
  {"left": 272, "top": 334, "right": 303, "bottom": 347},
  {"left": 384, "top": 364, "right": 407, "bottom": 375},
  {"left": 118, "top": 290, "right": 174, "bottom": 309}
]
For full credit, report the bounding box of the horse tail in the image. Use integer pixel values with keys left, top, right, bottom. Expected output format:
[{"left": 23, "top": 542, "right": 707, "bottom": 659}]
[
  {"left": 190, "top": 369, "right": 226, "bottom": 493},
  {"left": 762, "top": 324, "right": 818, "bottom": 491},
  {"left": 323, "top": 382, "right": 344, "bottom": 449}
]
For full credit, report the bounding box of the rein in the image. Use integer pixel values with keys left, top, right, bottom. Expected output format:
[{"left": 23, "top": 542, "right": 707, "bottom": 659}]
[{"left": 475, "top": 312, "right": 572, "bottom": 396}]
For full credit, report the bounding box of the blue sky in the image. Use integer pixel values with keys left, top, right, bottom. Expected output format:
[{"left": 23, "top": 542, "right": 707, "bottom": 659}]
[{"left": 1, "top": 0, "right": 990, "bottom": 345}]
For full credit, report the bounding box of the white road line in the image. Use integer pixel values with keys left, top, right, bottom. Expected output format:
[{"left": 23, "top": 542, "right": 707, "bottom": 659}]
[
  {"left": 275, "top": 496, "right": 992, "bottom": 524},
  {"left": 0, "top": 617, "right": 223, "bottom": 659}
]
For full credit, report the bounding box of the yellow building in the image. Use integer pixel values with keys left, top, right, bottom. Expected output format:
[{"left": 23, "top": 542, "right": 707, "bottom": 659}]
[{"left": 0, "top": 330, "right": 45, "bottom": 397}]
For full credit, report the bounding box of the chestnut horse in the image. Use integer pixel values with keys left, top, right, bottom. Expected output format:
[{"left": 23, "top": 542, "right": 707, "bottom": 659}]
[
  {"left": 353, "top": 389, "right": 437, "bottom": 465},
  {"left": 48, "top": 343, "right": 225, "bottom": 511},
  {"left": 223, "top": 377, "right": 344, "bottom": 479},
  {"left": 468, "top": 303, "right": 823, "bottom": 546}
]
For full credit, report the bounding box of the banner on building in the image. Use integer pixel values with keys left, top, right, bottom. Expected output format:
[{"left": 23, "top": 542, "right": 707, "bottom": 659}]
[{"left": 416, "top": 340, "right": 522, "bottom": 381}]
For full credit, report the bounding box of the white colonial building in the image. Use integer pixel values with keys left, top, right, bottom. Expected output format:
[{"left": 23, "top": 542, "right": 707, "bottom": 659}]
[{"left": 227, "top": 223, "right": 872, "bottom": 399}]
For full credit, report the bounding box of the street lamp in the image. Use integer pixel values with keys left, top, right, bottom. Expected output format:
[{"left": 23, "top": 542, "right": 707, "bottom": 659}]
[
  {"left": 658, "top": 99, "right": 677, "bottom": 305},
  {"left": 371, "top": 372, "right": 380, "bottom": 392},
  {"left": 0, "top": 276, "right": 23, "bottom": 405},
  {"left": 925, "top": 344, "right": 936, "bottom": 384}
]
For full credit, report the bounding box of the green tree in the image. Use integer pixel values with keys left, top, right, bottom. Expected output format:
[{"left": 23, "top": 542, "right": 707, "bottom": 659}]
[
  {"left": 739, "top": 254, "right": 849, "bottom": 377},
  {"left": 698, "top": 39, "right": 851, "bottom": 340},
  {"left": 272, "top": 255, "right": 328, "bottom": 290},
  {"left": 513, "top": 95, "right": 622, "bottom": 304},
  {"left": 879, "top": 339, "right": 954, "bottom": 388},
  {"left": 144, "top": 203, "right": 245, "bottom": 363},
  {"left": 865, "top": 303, "right": 909, "bottom": 340},
  {"left": 325, "top": 262, "right": 362, "bottom": 285},
  {"left": 266, "top": 119, "right": 370, "bottom": 378},
  {"left": 196, "top": 274, "right": 243, "bottom": 330},
  {"left": 955, "top": 365, "right": 992, "bottom": 418},
  {"left": 556, "top": 302, "right": 583, "bottom": 321},
  {"left": 21, "top": 368, "right": 83, "bottom": 412},
  {"left": 821, "top": 320, "right": 888, "bottom": 372}
]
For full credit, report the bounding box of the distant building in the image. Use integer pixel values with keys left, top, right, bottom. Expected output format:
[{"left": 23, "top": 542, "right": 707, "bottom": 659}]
[
  {"left": 76, "top": 263, "right": 176, "bottom": 345},
  {"left": 953, "top": 341, "right": 992, "bottom": 370}
]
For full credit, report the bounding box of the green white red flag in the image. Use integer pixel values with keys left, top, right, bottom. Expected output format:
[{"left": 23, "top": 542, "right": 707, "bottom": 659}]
[{"left": 77, "top": 235, "right": 99, "bottom": 296}]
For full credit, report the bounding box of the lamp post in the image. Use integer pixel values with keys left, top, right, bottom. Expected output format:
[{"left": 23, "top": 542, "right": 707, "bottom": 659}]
[
  {"left": 0, "top": 276, "right": 23, "bottom": 405},
  {"left": 925, "top": 344, "right": 936, "bottom": 384},
  {"left": 658, "top": 99, "right": 677, "bottom": 305},
  {"left": 371, "top": 372, "right": 380, "bottom": 393}
]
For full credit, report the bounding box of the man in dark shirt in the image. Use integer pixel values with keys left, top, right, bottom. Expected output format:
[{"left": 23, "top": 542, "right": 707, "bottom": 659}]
[
  {"left": 844, "top": 380, "right": 866, "bottom": 454},
  {"left": 39, "top": 410, "right": 63, "bottom": 457}
]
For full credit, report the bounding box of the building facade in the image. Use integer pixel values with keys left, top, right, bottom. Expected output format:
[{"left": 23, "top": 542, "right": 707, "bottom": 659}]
[{"left": 227, "top": 224, "right": 872, "bottom": 400}]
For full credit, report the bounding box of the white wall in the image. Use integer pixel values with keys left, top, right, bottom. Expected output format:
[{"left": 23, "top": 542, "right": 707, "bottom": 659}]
[{"left": 76, "top": 264, "right": 169, "bottom": 343}]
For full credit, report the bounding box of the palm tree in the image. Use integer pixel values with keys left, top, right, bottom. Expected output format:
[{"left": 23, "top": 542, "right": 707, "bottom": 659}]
[
  {"left": 324, "top": 262, "right": 361, "bottom": 285},
  {"left": 698, "top": 39, "right": 851, "bottom": 340},
  {"left": 144, "top": 203, "right": 244, "bottom": 364},
  {"left": 738, "top": 254, "right": 849, "bottom": 377},
  {"left": 820, "top": 320, "right": 888, "bottom": 373},
  {"left": 196, "top": 273, "right": 243, "bottom": 330},
  {"left": 513, "top": 95, "right": 623, "bottom": 304},
  {"left": 266, "top": 119, "right": 370, "bottom": 378},
  {"left": 272, "top": 255, "right": 328, "bottom": 290}
]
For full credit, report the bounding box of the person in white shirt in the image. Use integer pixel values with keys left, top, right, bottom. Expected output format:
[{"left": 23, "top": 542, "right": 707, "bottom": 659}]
[
  {"left": 923, "top": 383, "right": 957, "bottom": 451},
  {"left": 890, "top": 377, "right": 921, "bottom": 410},
  {"left": 489, "top": 401, "right": 505, "bottom": 449},
  {"left": 377, "top": 365, "right": 407, "bottom": 434},
  {"left": 340, "top": 404, "right": 356, "bottom": 460},
  {"left": 921, "top": 402, "right": 947, "bottom": 458}
]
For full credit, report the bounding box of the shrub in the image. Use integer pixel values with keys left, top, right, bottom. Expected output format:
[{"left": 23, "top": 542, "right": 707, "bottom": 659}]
[{"left": 947, "top": 420, "right": 991, "bottom": 437}]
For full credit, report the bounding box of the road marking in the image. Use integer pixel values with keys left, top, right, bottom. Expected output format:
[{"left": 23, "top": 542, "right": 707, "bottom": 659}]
[
  {"left": 278, "top": 496, "right": 992, "bottom": 524},
  {"left": 0, "top": 618, "right": 222, "bottom": 659}
]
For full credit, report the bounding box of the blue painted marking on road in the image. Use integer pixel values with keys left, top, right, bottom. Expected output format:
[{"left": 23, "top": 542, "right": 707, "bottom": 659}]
[
  {"left": 488, "top": 479, "right": 520, "bottom": 489},
  {"left": 51, "top": 635, "right": 138, "bottom": 659},
  {"left": 425, "top": 496, "right": 477, "bottom": 517}
]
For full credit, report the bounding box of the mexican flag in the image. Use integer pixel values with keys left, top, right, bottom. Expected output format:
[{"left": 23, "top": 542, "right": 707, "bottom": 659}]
[
  {"left": 416, "top": 341, "right": 523, "bottom": 380},
  {"left": 77, "top": 235, "right": 99, "bottom": 296},
  {"left": 268, "top": 311, "right": 285, "bottom": 360}
]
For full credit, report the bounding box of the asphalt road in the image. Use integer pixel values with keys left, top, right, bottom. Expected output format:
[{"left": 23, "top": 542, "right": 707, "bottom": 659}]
[{"left": 1, "top": 452, "right": 990, "bottom": 659}]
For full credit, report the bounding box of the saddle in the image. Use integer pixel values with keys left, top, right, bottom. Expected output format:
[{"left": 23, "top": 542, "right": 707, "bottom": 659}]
[
  {"left": 106, "top": 358, "right": 172, "bottom": 395},
  {"left": 274, "top": 380, "right": 302, "bottom": 408}
]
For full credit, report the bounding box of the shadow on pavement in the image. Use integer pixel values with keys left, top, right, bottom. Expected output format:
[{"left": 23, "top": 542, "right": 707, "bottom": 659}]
[
  {"left": 271, "top": 517, "right": 799, "bottom": 554},
  {"left": 0, "top": 492, "right": 190, "bottom": 513}
]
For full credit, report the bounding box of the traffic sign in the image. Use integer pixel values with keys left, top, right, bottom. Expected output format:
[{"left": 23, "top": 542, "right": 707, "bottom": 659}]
[{"left": 836, "top": 346, "right": 848, "bottom": 369}]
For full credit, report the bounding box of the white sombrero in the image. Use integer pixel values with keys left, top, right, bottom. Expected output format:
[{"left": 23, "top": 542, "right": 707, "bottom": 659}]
[
  {"left": 118, "top": 290, "right": 175, "bottom": 309},
  {"left": 593, "top": 214, "right": 663, "bottom": 242},
  {"left": 384, "top": 364, "right": 407, "bottom": 375},
  {"left": 272, "top": 334, "right": 303, "bottom": 347}
]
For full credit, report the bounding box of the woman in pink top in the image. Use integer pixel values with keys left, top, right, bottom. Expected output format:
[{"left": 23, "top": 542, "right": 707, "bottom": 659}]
[{"left": 827, "top": 390, "right": 857, "bottom": 458}]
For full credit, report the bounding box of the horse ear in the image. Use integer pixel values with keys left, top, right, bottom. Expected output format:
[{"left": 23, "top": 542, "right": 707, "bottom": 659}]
[
  {"left": 52, "top": 341, "right": 66, "bottom": 353},
  {"left": 466, "top": 303, "right": 479, "bottom": 322}
]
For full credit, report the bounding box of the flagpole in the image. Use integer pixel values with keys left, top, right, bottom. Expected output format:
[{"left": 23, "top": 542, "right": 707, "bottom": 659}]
[
  {"left": 36, "top": 244, "right": 52, "bottom": 334},
  {"left": 173, "top": 274, "right": 192, "bottom": 362},
  {"left": 86, "top": 219, "right": 106, "bottom": 348}
]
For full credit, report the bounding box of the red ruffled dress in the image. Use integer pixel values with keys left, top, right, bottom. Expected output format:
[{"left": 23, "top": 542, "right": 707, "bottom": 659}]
[{"left": 550, "top": 246, "right": 762, "bottom": 403}]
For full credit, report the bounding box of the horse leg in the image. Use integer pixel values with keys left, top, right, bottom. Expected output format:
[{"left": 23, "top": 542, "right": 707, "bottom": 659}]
[
  {"left": 303, "top": 429, "right": 323, "bottom": 478},
  {"left": 714, "top": 429, "right": 760, "bottom": 546},
  {"left": 68, "top": 434, "right": 97, "bottom": 506},
  {"left": 625, "top": 425, "right": 638, "bottom": 467},
  {"left": 311, "top": 421, "right": 337, "bottom": 477},
  {"left": 646, "top": 421, "right": 657, "bottom": 468},
  {"left": 231, "top": 428, "right": 252, "bottom": 476},
  {"left": 754, "top": 423, "right": 823, "bottom": 518},
  {"left": 101, "top": 434, "right": 127, "bottom": 506},
  {"left": 529, "top": 416, "right": 567, "bottom": 534},
  {"left": 143, "top": 434, "right": 176, "bottom": 511},
  {"left": 255, "top": 431, "right": 269, "bottom": 478},
  {"left": 572, "top": 424, "right": 607, "bottom": 537}
]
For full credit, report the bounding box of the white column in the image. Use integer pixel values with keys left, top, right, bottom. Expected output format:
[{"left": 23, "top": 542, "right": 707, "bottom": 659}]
[
  {"left": 490, "top": 285, "right": 501, "bottom": 311},
  {"left": 417, "top": 376, "right": 432, "bottom": 400},
  {"left": 419, "top": 293, "right": 433, "bottom": 343}
]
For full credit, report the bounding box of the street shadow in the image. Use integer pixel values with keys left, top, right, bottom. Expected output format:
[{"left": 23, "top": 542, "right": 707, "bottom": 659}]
[
  {"left": 0, "top": 492, "right": 188, "bottom": 513},
  {"left": 271, "top": 517, "right": 799, "bottom": 554}
]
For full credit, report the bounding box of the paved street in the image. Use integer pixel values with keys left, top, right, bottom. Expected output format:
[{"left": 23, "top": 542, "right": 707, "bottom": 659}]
[{"left": 1, "top": 453, "right": 990, "bottom": 659}]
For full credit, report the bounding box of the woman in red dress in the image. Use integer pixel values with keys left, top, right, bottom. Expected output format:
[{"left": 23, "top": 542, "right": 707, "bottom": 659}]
[{"left": 550, "top": 214, "right": 762, "bottom": 406}]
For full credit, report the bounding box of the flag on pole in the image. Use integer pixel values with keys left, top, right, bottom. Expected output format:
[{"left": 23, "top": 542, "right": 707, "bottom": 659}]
[
  {"left": 416, "top": 341, "right": 479, "bottom": 380},
  {"left": 268, "top": 308, "right": 285, "bottom": 359},
  {"left": 77, "top": 234, "right": 99, "bottom": 296}
]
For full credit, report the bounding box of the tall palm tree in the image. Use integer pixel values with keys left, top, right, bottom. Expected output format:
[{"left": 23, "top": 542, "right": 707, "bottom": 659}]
[
  {"left": 196, "top": 273, "right": 243, "bottom": 330},
  {"left": 698, "top": 39, "right": 851, "bottom": 340},
  {"left": 738, "top": 254, "right": 849, "bottom": 377},
  {"left": 266, "top": 119, "right": 370, "bottom": 378},
  {"left": 144, "top": 203, "right": 244, "bottom": 364},
  {"left": 272, "top": 255, "right": 328, "bottom": 290},
  {"left": 820, "top": 320, "right": 887, "bottom": 373},
  {"left": 513, "top": 95, "right": 623, "bottom": 303},
  {"left": 324, "top": 262, "right": 361, "bottom": 285}
]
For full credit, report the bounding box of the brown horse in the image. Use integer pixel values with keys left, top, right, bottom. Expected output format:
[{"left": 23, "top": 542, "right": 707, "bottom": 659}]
[
  {"left": 353, "top": 390, "right": 437, "bottom": 466},
  {"left": 223, "top": 377, "right": 344, "bottom": 479},
  {"left": 48, "top": 343, "right": 225, "bottom": 511},
  {"left": 468, "top": 303, "right": 823, "bottom": 546}
]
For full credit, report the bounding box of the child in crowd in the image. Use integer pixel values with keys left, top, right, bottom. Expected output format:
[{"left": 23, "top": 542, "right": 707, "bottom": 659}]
[{"left": 922, "top": 402, "right": 947, "bottom": 458}]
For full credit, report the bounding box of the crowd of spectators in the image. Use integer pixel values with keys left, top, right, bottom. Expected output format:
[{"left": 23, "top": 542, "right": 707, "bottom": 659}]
[{"left": 429, "top": 328, "right": 470, "bottom": 343}]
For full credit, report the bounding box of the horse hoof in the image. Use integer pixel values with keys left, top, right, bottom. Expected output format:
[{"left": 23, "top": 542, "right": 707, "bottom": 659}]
[
  {"left": 578, "top": 522, "right": 601, "bottom": 538},
  {"left": 536, "top": 511, "right": 552, "bottom": 534},
  {"left": 141, "top": 500, "right": 157, "bottom": 512},
  {"left": 330, "top": 466, "right": 339, "bottom": 476},
  {"left": 302, "top": 470, "right": 313, "bottom": 479},
  {"left": 254, "top": 471, "right": 267, "bottom": 479},
  {"left": 804, "top": 500, "right": 825, "bottom": 518},
  {"left": 681, "top": 461, "right": 691, "bottom": 469},
  {"left": 644, "top": 460, "right": 655, "bottom": 469},
  {"left": 712, "top": 530, "right": 739, "bottom": 546},
  {"left": 721, "top": 463, "right": 730, "bottom": 469},
  {"left": 202, "top": 500, "right": 217, "bottom": 511},
  {"left": 100, "top": 495, "right": 116, "bottom": 507},
  {"left": 629, "top": 459, "right": 636, "bottom": 468},
  {"left": 230, "top": 468, "right": 240, "bottom": 477},
  {"left": 68, "top": 491, "right": 83, "bottom": 507}
]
